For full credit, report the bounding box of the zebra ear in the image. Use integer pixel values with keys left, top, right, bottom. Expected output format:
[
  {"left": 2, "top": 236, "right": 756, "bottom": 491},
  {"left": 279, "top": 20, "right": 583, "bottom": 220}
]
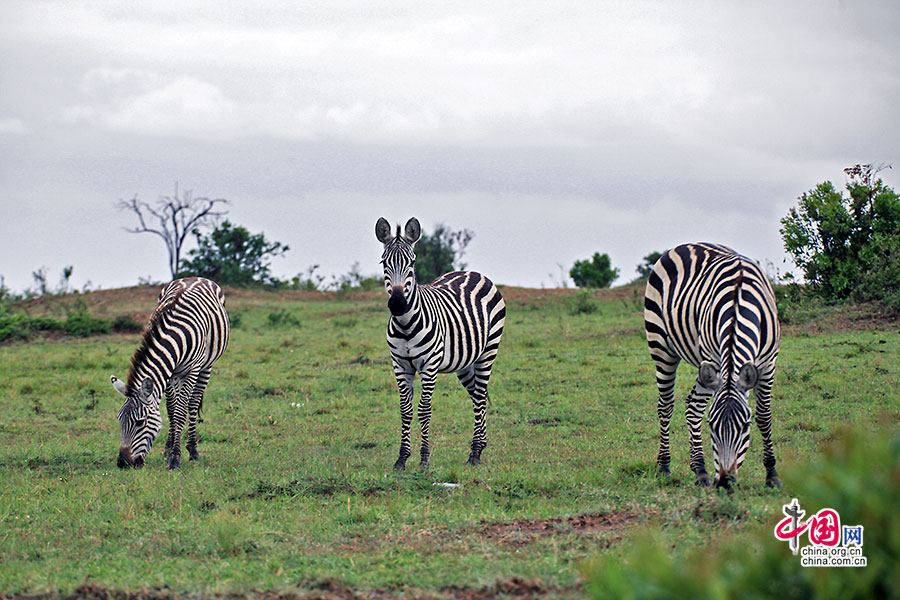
[
  {"left": 738, "top": 362, "right": 759, "bottom": 391},
  {"left": 111, "top": 375, "right": 127, "bottom": 396},
  {"left": 404, "top": 217, "right": 421, "bottom": 245},
  {"left": 376, "top": 217, "right": 393, "bottom": 244},
  {"left": 698, "top": 361, "right": 720, "bottom": 390}
]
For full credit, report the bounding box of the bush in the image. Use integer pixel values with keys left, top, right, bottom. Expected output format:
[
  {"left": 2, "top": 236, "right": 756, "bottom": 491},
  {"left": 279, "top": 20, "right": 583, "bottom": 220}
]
[
  {"left": 111, "top": 315, "right": 144, "bottom": 333},
  {"left": 177, "top": 220, "right": 289, "bottom": 287},
  {"left": 780, "top": 165, "right": 900, "bottom": 306},
  {"left": 570, "top": 252, "right": 619, "bottom": 288},
  {"left": 584, "top": 421, "right": 900, "bottom": 599},
  {"left": 569, "top": 289, "right": 599, "bottom": 315},
  {"left": 267, "top": 309, "right": 300, "bottom": 328},
  {"left": 0, "top": 309, "right": 36, "bottom": 342},
  {"left": 63, "top": 301, "right": 110, "bottom": 337},
  {"left": 414, "top": 224, "right": 473, "bottom": 284}
]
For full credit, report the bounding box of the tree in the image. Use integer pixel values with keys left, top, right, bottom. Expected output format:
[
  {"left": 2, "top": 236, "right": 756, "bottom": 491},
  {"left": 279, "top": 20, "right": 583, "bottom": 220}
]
[
  {"left": 636, "top": 251, "right": 663, "bottom": 279},
  {"left": 177, "top": 221, "right": 289, "bottom": 286},
  {"left": 570, "top": 253, "right": 619, "bottom": 288},
  {"left": 780, "top": 163, "right": 900, "bottom": 303},
  {"left": 414, "top": 223, "right": 474, "bottom": 284},
  {"left": 117, "top": 184, "right": 229, "bottom": 279}
]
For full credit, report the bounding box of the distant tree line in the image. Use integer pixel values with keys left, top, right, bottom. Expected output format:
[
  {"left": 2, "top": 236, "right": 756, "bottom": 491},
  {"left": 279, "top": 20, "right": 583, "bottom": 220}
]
[{"left": 118, "top": 188, "right": 474, "bottom": 290}]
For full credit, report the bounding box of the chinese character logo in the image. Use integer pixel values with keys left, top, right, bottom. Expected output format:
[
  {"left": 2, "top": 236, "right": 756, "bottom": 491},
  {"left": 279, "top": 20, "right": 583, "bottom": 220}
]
[{"left": 773, "top": 499, "right": 866, "bottom": 567}]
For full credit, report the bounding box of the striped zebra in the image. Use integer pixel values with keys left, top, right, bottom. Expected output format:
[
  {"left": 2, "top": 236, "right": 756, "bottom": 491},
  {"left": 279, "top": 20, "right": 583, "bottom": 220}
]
[
  {"left": 644, "top": 243, "right": 781, "bottom": 489},
  {"left": 111, "top": 277, "right": 229, "bottom": 469},
  {"left": 376, "top": 217, "right": 506, "bottom": 470}
]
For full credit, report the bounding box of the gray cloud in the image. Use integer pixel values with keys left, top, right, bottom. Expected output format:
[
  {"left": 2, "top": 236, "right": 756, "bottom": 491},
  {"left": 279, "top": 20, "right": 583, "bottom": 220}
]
[{"left": 1, "top": 1, "right": 899, "bottom": 291}]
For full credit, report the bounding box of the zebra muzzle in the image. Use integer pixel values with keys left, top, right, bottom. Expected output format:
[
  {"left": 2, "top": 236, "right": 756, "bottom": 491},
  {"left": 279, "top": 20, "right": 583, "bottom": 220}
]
[
  {"left": 117, "top": 447, "right": 144, "bottom": 469},
  {"left": 388, "top": 288, "right": 408, "bottom": 315}
]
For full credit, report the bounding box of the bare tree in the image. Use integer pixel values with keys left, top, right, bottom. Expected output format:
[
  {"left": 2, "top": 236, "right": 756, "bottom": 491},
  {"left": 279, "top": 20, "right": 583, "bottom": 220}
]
[{"left": 117, "top": 183, "right": 229, "bottom": 279}]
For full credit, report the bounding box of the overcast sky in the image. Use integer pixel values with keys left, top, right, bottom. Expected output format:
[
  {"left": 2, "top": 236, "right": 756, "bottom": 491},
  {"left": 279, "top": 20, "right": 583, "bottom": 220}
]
[{"left": 2, "top": 1, "right": 899, "bottom": 293}]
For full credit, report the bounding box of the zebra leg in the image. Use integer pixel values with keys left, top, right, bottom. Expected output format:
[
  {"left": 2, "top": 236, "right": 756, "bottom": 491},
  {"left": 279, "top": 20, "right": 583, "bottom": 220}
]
[
  {"left": 167, "top": 373, "right": 198, "bottom": 470},
  {"left": 653, "top": 356, "right": 679, "bottom": 476},
  {"left": 686, "top": 382, "right": 712, "bottom": 486},
  {"left": 417, "top": 369, "right": 437, "bottom": 469},
  {"left": 393, "top": 365, "right": 415, "bottom": 472},
  {"left": 163, "top": 380, "right": 178, "bottom": 459},
  {"left": 754, "top": 373, "right": 781, "bottom": 488},
  {"left": 186, "top": 368, "right": 211, "bottom": 462},
  {"left": 459, "top": 360, "right": 491, "bottom": 466}
]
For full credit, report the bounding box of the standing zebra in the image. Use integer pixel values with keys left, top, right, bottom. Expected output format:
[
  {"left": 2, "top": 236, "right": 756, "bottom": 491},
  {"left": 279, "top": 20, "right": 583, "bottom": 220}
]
[
  {"left": 112, "top": 277, "right": 229, "bottom": 469},
  {"left": 644, "top": 243, "right": 781, "bottom": 489},
  {"left": 376, "top": 217, "right": 506, "bottom": 470}
]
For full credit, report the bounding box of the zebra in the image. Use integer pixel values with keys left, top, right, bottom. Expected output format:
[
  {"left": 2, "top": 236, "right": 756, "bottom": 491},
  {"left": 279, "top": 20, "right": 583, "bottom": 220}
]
[
  {"left": 111, "top": 277, "right": 229, "bottom": 470},
  {"left": 375, "top": 217, "right": 506, "bottom": 470},
  {"left": 643, "top": 242, "right": 781, "bottom": 489}
]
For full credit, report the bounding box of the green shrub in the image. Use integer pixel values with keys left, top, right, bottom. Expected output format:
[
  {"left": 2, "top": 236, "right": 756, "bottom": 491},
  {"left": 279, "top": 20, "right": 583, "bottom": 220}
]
[
  {"left": 111, "top": 315, "right": 144, "bottom": 333},
  {"left": 570, "top": 252, "right": 619, "bottom": 288},
  {"left": 584, "top": 422, "right": 900, "bottom": 599},
  {"left": 569, "top": 289, "right": 598, "bottom": 315},
  {"left": 267, "top": 309, "right": 300, "bottom": 328},
  {"left": 781, "top": 165, "right": 900, "bottom": 307},
  {"left": 0, "top": 309, "right": 35, "bottom": 342}
]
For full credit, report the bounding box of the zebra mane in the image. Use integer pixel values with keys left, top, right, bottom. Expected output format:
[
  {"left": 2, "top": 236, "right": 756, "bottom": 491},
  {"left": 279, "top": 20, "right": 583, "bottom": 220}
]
[{"left": 124, "top": 290, "right": 185, "bottom": 397}]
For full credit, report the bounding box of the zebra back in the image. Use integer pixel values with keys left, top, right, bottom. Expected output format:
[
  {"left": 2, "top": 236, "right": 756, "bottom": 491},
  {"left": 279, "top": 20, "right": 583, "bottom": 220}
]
[
  {"left": 125, "top": 277, "right": 229, "bottom": 399},
  {"left": 393, "top": 270, "right": 506, "bottom": 374}
]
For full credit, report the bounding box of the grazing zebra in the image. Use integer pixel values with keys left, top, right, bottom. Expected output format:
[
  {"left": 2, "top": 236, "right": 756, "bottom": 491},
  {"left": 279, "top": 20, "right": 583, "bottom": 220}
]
[
  {"left": 111, "top": 277, "right": 229, "bottom": 469},
  {"left": 375, "top": 217, "right": 506, "bottom": 470},
  {"left": 643, "top": 243, "right": 781, "bottom": 489}
]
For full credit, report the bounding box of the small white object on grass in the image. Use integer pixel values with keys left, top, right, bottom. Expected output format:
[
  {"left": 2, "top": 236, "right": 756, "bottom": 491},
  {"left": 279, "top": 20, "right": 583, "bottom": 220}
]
[{"left": 432, "top": 482, "right": 461, "bottom": 488}]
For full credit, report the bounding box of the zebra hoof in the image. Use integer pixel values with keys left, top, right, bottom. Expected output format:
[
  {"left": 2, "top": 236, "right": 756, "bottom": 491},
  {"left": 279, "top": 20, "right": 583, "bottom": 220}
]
[
  {"left": 766, "top": 475, "right": 782, "bottom": 489},
  {"left": 168, "top": 456, "right": 181, "bottom": 470},
  {"left": 695, "top": 474, "right": 712, "bottom": 487},
  {"left": 392, "top": 458, "right": 407, "bottom": 472},
  {"left": 658, "top": 464, "right": 671, "bottom": 477},
  {"left": 189, "top": 451, "right": 200, "bottom": 461},
  {"left": 466, "top": 454, "right": 481, "bottom": 466}
]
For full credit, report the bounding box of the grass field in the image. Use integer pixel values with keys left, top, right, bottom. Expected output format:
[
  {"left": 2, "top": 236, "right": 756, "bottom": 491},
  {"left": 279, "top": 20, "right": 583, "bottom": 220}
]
[{"left": 0, "top": 285, "right": 897, "bottom": 598}]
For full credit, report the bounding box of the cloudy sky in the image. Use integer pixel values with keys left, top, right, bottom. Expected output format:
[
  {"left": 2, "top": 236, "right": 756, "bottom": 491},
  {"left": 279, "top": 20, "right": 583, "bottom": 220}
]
[{"left": 2, "top": 1, "right": 898, "bottom": 292}]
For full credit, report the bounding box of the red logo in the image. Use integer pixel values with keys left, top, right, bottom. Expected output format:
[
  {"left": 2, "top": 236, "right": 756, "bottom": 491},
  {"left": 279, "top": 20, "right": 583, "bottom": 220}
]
[{"left": 775, "top": 507, "right": 841, "bottom": 547}]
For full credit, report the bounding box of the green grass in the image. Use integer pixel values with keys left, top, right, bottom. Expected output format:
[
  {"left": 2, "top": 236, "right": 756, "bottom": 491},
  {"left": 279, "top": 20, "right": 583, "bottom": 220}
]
[{"left": 0, "top": 286, "right": 897, "bottom": 597}]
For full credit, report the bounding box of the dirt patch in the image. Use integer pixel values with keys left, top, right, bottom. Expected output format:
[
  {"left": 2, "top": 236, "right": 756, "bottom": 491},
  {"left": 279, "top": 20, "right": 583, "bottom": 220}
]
[
  {"left": 433, "top": 577, "right": 579, "bottom": 600},
  {"left": 0, "top": 579, "right": 580, "bottom": 600},
  {"left": 474, "top": 510, "right": 639, "bottom": 547}
]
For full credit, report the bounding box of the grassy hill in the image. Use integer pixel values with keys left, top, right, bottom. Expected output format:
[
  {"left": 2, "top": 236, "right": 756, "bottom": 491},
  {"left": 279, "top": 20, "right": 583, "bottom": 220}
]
[{"left": 0, "top": 285, "right": 897, "bottom": 598}]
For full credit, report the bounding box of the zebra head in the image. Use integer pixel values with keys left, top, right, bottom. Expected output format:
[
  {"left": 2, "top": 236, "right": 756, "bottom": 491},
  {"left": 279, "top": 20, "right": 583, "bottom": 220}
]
[
  {"left": 699, "top": 361, "right": 757, "bottom": 489},
  {"left": 111, "top": 375, "right": 162, "bottom": 468},
  {"left": 376, "top": 217, "right": 421, "bottom": 316}
]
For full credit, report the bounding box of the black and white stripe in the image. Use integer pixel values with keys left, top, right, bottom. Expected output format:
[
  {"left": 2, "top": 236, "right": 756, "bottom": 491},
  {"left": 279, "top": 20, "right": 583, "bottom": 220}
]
[
  {"left": 644, "top": 243, "right": 781, "bottom": 488},
  {"left": 112, "top": 277, "right": 229, "bottom": 469},
  {"left": 376, "top": 217, "right": 506, "bottom": 470}
]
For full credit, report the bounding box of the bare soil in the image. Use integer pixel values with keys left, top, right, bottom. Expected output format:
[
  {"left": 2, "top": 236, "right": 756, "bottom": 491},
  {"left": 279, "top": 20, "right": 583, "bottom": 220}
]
[{"left": 0, "top": 578, "right": 581, "bottom": 600}]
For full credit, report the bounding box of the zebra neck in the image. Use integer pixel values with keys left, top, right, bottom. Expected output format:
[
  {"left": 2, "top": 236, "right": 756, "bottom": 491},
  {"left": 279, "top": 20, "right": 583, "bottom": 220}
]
[{"left": 126, "top": 352, "right": 173, "bottom": 400}]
